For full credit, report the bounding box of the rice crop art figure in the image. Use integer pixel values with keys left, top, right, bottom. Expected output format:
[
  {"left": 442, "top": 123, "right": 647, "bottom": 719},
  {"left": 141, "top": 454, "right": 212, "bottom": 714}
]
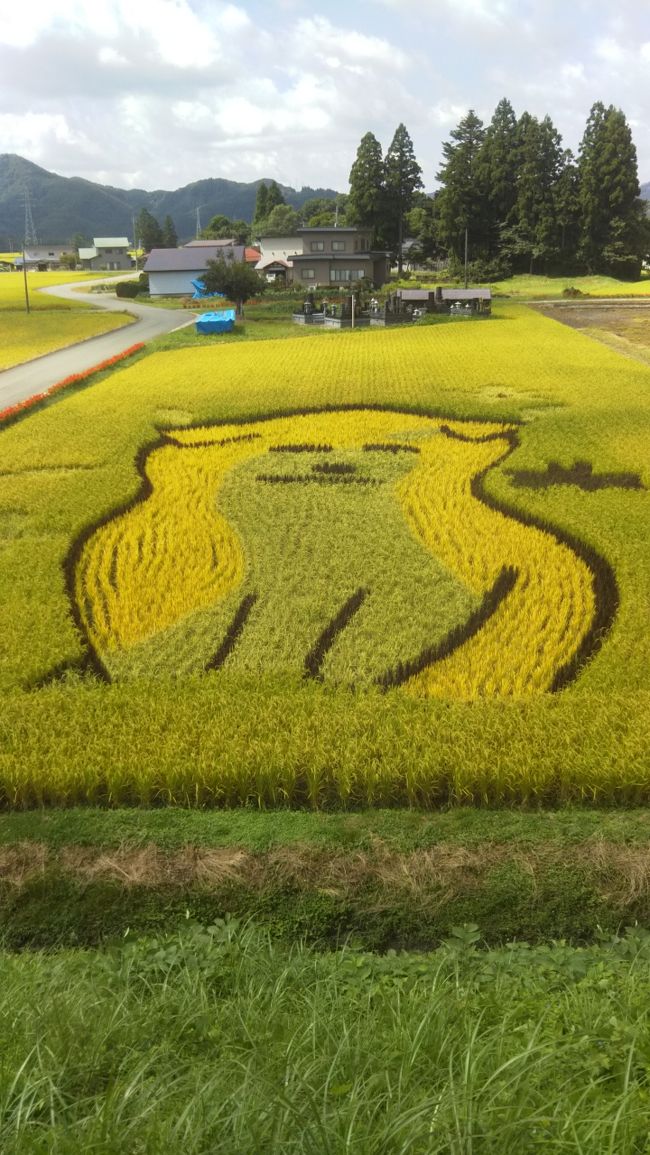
[{"left": 70, "top": 409, "right": 609, "bottom": 698}]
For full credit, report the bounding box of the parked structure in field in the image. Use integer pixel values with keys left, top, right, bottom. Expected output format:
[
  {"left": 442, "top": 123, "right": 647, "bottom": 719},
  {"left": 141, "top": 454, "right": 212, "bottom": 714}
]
[{"left": 78, "top": 238, "right": 131, "bottom": 271}]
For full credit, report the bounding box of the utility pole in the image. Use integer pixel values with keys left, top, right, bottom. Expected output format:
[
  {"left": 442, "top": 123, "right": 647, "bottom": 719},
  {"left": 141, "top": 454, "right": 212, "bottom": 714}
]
[
  {"left": 22, "top": 245, "right": 30, "bottom": 314},
  {"left": 132, "top": 216, "right": 138, "bottom": 273},
  {"left": 464, "top": 227, "right": 469, "bottom": 289},
  {"left": 195, "top": 206, "right": 201, "bottom": 238}
]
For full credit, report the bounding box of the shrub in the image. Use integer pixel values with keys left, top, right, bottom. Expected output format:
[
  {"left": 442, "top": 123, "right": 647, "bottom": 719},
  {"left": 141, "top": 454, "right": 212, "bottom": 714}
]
[{"left": 115, "top": 281, "right": 139, "bottom": 299}]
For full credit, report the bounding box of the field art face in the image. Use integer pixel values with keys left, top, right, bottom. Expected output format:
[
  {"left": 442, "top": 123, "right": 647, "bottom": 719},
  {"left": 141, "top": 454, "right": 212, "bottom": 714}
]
[{"left": 73, "top": 408, "right": 600, "bottom": 699}]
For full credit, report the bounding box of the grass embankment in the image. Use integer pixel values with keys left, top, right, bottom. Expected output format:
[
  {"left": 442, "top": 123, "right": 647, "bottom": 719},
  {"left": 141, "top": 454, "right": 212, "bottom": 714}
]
[
  {"left": 0, "top": 304, "right": 649, "bottom": 805},
  {"left": 489, "top": 273, "right": 650, "bottom": 299},
  {"left": 396, "top": 272, "right": 650, "bottom": 299},
  {"left": 3, "top": 809, "right": 650, "bottom": 949},
  {"left": 1, "top": 920, "right": 650, "bottom": 1152}
]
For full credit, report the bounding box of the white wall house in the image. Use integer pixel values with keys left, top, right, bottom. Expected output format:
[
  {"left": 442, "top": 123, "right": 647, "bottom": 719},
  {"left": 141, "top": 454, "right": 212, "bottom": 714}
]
[{"left": 144, "top": 245, "right": 246, "bottom": 296}]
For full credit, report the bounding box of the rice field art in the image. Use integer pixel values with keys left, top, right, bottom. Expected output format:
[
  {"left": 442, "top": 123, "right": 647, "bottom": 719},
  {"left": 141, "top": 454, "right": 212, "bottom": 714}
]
[
  {"left": 2, "top": 308, "right": 649, "bottom": 807},
  {"left": 68, "top": 408, "right": 613, "bottom": 701}
]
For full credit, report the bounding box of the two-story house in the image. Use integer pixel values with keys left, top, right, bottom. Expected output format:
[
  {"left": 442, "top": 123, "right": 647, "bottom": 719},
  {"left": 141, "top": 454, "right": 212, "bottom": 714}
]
[
  {"left": 262, "top": 228, "right": 391, "bottom": 288},
  {"left": 78, "top": 238, "right": 131, "bottom": 271}
]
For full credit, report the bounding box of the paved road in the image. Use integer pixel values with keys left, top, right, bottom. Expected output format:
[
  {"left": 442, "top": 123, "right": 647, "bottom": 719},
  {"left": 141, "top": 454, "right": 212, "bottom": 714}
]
[{"left": 0, "top": 277, "right": 195, "bottom": 410}]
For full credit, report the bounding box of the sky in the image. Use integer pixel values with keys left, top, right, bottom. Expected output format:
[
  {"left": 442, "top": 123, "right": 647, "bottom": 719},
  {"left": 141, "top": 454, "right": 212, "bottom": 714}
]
[{"left": 1, "top": 0, "right": 649, "bottom": 194}]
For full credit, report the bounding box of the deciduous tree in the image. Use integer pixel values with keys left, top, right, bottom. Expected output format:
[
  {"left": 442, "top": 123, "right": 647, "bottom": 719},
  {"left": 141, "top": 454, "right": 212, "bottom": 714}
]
[{"left": 201, "top": 257, "right": 266, "bottom": 316}]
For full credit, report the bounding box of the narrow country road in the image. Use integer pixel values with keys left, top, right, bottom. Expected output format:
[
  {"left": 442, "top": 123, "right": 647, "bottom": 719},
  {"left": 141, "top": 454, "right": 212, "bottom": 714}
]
[{"left": 0, "top": 277, "right": 195, "bottom": 410}]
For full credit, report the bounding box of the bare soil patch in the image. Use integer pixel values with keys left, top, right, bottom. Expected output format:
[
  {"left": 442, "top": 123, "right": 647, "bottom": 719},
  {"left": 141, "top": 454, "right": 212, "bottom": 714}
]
[{"left": 533, "top": 303, "right": 650, "bottom": 365}]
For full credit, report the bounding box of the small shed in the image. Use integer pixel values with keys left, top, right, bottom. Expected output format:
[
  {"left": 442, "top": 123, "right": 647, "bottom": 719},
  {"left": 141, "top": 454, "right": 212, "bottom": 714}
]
[{"left": 396, "top": 286, "right": 491, "bottom": 315}]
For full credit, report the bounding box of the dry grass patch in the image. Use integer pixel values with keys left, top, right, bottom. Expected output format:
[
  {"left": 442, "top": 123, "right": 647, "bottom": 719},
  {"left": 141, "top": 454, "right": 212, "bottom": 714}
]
[{"left": 3, "top": 839, "right": 650, "bottom": 912}]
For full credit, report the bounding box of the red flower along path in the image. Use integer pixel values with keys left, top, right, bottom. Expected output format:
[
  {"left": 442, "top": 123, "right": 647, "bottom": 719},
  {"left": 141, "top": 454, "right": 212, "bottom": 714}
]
[{"left": 0, "top": 344, "right": 145, "bottom": 428}]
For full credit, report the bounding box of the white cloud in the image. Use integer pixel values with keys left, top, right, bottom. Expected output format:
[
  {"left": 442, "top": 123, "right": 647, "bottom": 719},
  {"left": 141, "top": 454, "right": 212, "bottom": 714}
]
[
  {"left": 1, "top": 0, "right": 650, "bottom": 194},
  {"left": 595, "top": 37, "right": 626, "bottom": 64}
]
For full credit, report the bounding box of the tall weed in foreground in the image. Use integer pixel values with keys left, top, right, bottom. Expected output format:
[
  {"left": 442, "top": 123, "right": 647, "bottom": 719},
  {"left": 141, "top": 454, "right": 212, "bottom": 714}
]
[{"left": 1, "top": 921, "right": 650, "bottom": 1152}]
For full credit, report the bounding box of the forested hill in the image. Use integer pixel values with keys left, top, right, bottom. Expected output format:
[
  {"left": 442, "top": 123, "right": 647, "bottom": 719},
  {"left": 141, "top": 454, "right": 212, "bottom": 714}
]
[{"left": 0, "top": 154, "right": 338, "bottom": 246}]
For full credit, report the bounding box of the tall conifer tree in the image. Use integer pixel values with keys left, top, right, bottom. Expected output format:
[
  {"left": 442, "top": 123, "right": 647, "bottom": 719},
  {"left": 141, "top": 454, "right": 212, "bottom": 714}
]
[
  {"left": 578, "top": 103, "right": 646, "bottom": 277},
  {"left": 477, "top": 98, "right": 518, "bottom": 255},
  {"left": 384, "top": 123, "right": 424, "bottom": 274},
  {"left": 436, "top": 110, "right": 486, "bottom": 262},
  {"left": 347, "top": 131, "right": 385, "bottom": 242}
]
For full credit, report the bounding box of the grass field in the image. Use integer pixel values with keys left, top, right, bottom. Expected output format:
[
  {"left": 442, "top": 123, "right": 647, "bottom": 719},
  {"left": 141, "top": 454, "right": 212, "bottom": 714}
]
[
  {"left": 0, "top": 302, "right": 648, "bottom": 805},
  {"left": 489, "top": 273, "right": 650, "bottom": 299},
  {"left": 2, "top": 923, "right": 650, "bottom": 1153}
]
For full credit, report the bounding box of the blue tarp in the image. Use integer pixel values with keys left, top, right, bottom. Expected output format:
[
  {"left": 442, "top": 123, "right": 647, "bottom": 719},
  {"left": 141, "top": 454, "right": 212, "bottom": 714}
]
[
  {"left": 195, "top": 309, "right": 236, "bottom": 334},
  {"left": 191, "top": 278, "right": 225, "bottom": 300}
]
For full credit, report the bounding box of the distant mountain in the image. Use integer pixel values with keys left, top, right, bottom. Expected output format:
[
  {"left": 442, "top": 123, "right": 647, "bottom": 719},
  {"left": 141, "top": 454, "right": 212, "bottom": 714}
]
[
  {"left": 641, "top": 181, "right": 650, "bottom": 201},
  {"left": 0, "top": 154, "right": 339, "bottom": 246}
]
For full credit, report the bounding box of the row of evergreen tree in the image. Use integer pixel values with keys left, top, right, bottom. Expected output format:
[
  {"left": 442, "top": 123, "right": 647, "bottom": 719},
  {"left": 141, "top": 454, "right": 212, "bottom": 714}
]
[
  {"left": 134, "top": 208, "right": 178, "bottom": 252},
  {"left": 135, "top": 101, "right": 648, "bottom": 281},
  {"left": 346, "top": 100, "right": 649, "bottom": 280}
]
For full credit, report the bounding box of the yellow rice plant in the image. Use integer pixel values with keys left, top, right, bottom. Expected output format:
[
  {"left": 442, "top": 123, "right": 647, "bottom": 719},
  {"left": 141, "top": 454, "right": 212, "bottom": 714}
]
[
  {"left": 75, "top": 409, "right": 596, "bottom": 698},
  {"left": 398, "top": 421, "right": 595, "bottom": 698}
]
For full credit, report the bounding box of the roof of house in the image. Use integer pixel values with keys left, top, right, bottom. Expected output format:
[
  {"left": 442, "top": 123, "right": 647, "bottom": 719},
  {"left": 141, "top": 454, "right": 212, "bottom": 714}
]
[
  {"left": 244, "top": 247, "right": 261, "bottom": 262},
  {"left": 93, "top": 237, "right": 129, "bottom": 248},
  {"left": 397, "top": 287, "right": 491, "bottom": 300},
  {"left": 295, "top": 227, "right": 370, "bottom": 234},
  {"left": 290, "top": 251, "right": 389, "bottom": 261},
  {"left": 144, "top": 246, "right": 244, "bottom": 272},
  {"left": 255, "top": 256, "right": 293, "bottom": 271},
  {"left": 441, "top": 287, "right": 491, "bottom": 300},
  {"left": 184, "top": 238, "right": 236, "bottom": 247},
  {"left": 78, "top": 247, "right": 98, "bottom": 260}
]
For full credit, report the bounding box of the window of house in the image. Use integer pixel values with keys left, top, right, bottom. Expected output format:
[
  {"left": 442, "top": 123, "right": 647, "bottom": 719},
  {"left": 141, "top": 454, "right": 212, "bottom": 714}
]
[
  {"left": 310, "top": 241, "right": 325, "bottom": 251},
  {"left": 332, "top": 240, "right": 346, "bottom": 251},
  {"left": 301, "top": 268, "right": 316, "bottom": 279},
  {"left": 354, "top": 237, "right": 370, "bottom": 252},
  {"left": 329, "top": 269, "right": 366, "bottom": 282}
]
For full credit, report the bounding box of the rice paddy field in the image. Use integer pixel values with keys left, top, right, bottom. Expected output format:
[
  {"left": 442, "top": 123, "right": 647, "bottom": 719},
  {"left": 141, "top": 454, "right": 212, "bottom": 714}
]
[
  {"left": 0, "top": 271, "right": 133, "bottom": 370},
  {"left": 0, "top": 302, "right": 648, "bottom": 807}
]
